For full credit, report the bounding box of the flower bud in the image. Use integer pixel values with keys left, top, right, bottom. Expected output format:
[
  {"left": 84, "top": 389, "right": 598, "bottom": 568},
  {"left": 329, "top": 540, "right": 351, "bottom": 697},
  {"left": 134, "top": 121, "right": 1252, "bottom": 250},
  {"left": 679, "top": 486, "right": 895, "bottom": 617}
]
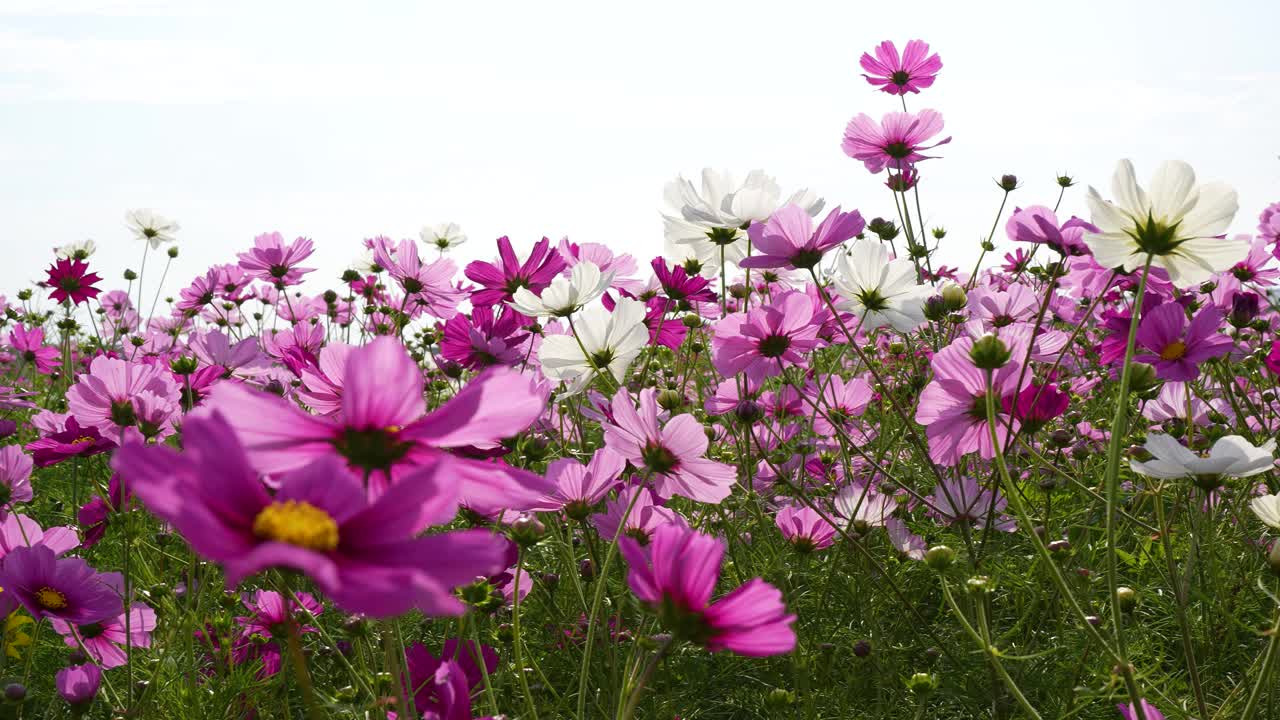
[
  {"left": 169, "top": 355, "right": 198, "bottom": 375},
  {"left": 969, "top": 333, "right": 1011, "bottom": 370},
  {"left": 1128, "top": 362, "right": 1159, "bottom": 394},
  {"left": 997, "top": 174, "right": 1020, "bottom": 191},
  {"left": 1115, "top": 586, "right": 1138, "bottom": 612},
  {"left": 1268, "top": 542, "right": 1280, "bottom": 577},
  {"left": 932, "top": 227, "right": 947, "bottom": 240},
  {"left": 734, "top": 399, "right": 764, "bottom": 424},
  {"left": 852, "top": 639, "right": 872, "bottom": 657},
  {"left": 966, "top": 575, "right": 994, "bottom": 595},
  {"left": 905, "top": 672, "right": 938, "bottom": 694},
  {"left": 123, "top": 269, "right": 138, "bottom": 281},
  {"left": 923, "top": 296, "right": 948, "bottom": 322},
  {"left": 924, "top": 545, "right": 956, "bottom": 571},
  {"left": 508, "top": 513, "right": 545, "bottom": 548},
  {"left": 764, "top": 688, "right": 796, "bottom": 710},
  {"left": 166, "top": 246, "right": 179, "bottom": 259},
  {"left": 940, "top": 282, "right": 967, "bottom": 311},
  {"left": 681, "top": 314, "right": 702, "bottom": 329},
  {"left": 1056, "top": 174, "right": 1076, "bottom": 188},
  {"left": 656, "top": 389, "right": 685, "bottom": 411},
  {"left": 2, "top": 683, "right": 24, "bottom": 703}
]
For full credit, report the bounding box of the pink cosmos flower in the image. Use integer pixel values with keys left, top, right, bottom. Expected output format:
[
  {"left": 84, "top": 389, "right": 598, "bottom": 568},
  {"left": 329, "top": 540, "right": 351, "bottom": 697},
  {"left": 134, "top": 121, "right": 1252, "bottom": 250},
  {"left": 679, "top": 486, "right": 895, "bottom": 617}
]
[
  {"left": 113, "top": 410, "right": 509, "bottom": 617},
  {"left": 56, "top": 662, "right": 102, "bottom": 707},
  {"left": 927, "top": 475, "right": 1015, "bottom": 531},
  {"left": 526, "top": 448, "right": 626, "bottom": 520},
  {"left": 914, "top": 335, "right": 1030, "bottom": 466},
  {"left": 1005, "top": 206, "right": 1095, "bottom": 257},
  {"left": 603, "top": 387, "right": 737, "bottom": 504},
  {"left": 24, "top": 416, "right": 115, "bottom": 468},
  {"left": 402, "top": 640, "right": 499, "bottom": 717},
  {"left": 619, "top": 523, "right": 796, "bottom": 656},
  {"left": 464, "top": 236, "right": 567, "bottom": 307},
  {"left": 805, "top": 374, "right": 873, "bottom": 438},
  {"left": 1229, "top": 237, "right": 1280, "bottom": 285},
  {"left": 231, "top": 589, "right": 323, "bottom": 677},
  {"left": 650, "top": 257, "right": 716, "bottom": 304},
  {"left": 373, "top": 237, "right": 465, "bottom": 319},
  {"left": 741, "top": 204, "right": 865, "bottom": 271},
  {"left": 0, "top": 513, "right": 81, "bottom": 560},
  {"left": 711, "top": 290, "right": 820, "bottom": 382},
  {"left": 207, "top": 336, "right": 551, "bottom": 513},
  {"left": 774, "top": 505, "right": 836, "bottom": 552},
  {"left": 1133, "top": 303, "right": 1233, "bottom": 381},
  {"left": 859, "top": 39, "right": 942, "bottom": 95},
  {"left": 1003, "top": 383, "right": 1069, "bottom": 434},
  {"left": 66, "top": 356, "right": 181, "bottom": 441},
  {"left": 969, "top": 283, "right": 1038, "bottom": 328},
  {"left": 237, "top": 232, "right": 316, "bottom": 286},
  {"left": 841, "top": 109, "right": 951, "bottom": 174},
  {"left": 51, "top": 601, "right": 156, "bottom": 669},
  {"left": 591, "top": 486, "right": 686, "bottom": 543},
  {"left": 0, "top": 445, "right": 34, "bottom": 509},
  {"left": 440, "top": 305, "right": 530, "bottom": 370},
  {"left": 0, "top": 545, "right": 122, "bottom": 624},
  {"left": 45, "top": 258, "right": 102, "bottom": 305},
  {"left": 1259, "top": 202, "right": 1280, "bottom": 255},
  {"left": 558, "top": 238, "right": 642, "bottom": 294},
  {"left": 1117, "top": 700, "right": 1165, "bottom": 720},
  {"left": 8, "top": 324, "right": 60, "bottom": 374}
]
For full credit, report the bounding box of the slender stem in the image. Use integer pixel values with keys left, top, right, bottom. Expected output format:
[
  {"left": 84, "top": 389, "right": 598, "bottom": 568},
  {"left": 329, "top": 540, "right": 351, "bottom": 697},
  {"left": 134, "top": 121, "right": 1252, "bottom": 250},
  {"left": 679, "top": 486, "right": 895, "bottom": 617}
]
[
  {"left": 512, "top": 548, "right": 540, "bottom": 720},
  {"left": 1241, "top": 605, "right": 1280, "bottom": 720}
]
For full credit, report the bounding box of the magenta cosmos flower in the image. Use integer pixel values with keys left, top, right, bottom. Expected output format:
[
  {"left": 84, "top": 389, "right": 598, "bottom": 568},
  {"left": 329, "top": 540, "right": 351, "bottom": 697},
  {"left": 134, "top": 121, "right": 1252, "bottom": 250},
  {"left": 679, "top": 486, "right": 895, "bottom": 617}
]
[
  {"left": 237, "top": 231, "right": 316, "bottom": 286},
  {"left": 24, "top": 416, "right": 115, "bottom": 468},
  {"left": 56, "top": 662, "right": 102, "bottom": 707},
  {"left": 603, "top": 387, "right": 737, "bottom": 504},
  {"left": 464, "top": 235, "right": 567, "bottom": 307},
  {"left": 66, "top": 355, "right": 181, "bottom": 441},
  {"left": 774, "top": 505, "right": 837, "bottom": 552},
  {"left": 113, "top": 410, "right": 509, "bottom": 617},
  {"left": 0, "top": 445, "right": 34, "bottom": 509},
  {"left": 860, "top": 39, "right": 942, "bottom": 95},
  {"left": 0, "top": 545, "right": 123, "bottom": 625},
  {"left": 45, "top": 258, "right": 102, "bottom": 305},
  {"left": 712, "top": 290, "right": 820, "bottom": 382},
  {"left": 51, "top": 601, "right": 156, "bottom": 669},
  {"left": 841, "top": 109, "right": 950, "bottom": 174},
  {"left": 207, "top": 336, "right": 552, "bottom": 513},
  {"left": 914, "top": 335, "right": 1030, "bottom": 466},
  {"left": 592, "top": 486, "right": 686, "bottom": 543},
  {"left": 232, "top": 589, "right": 323, "bottom": 677},
  {"left": 1134, "top": 303, "right": 1232, "bottom": 381},
  {"left": 1117, "top": 700, "right": 1165, "bottom": 720},
  {"left": 440, "top": 304, "right": 530, "bottom": 371},
  {"left": 403, "top": 639, "right": 499, "bottom": 715},
  {"left": 741, "top": 204, "right": 865, "bottom": 270},
  {"left": 8, "top": 324, "right": 60, "bottom": 374},
  {"left": 620, "top": 523, "right": 796, "bottom": 656},
  {"left": 1005, "top": 205, "right": 1095, "bottom": 257}
]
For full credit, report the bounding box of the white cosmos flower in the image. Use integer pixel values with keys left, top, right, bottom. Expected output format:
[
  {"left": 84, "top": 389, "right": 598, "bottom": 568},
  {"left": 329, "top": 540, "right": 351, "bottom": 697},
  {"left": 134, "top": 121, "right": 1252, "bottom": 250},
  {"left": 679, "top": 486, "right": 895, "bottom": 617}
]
[
  {"left": 1131, "top": 433, "right": 1276, "bottom": 481},
  {"left": 832, "top": 239, "right": 930, "bottom": 332},
  {"left": 125, "top": 209, "right": 180, "bottom": 249},
  {"left": 538, "top": 297, "right": 648, "bottom": 394},
  {"left": 1083, "top": 160, "right": 1241, "bottom": 287},
  {"left": 1251, "top": 494, "right": 1280, "bottom": 530},
  {"left": 663, "top": 169, "right": 823, "bottom": 269},
  {"left": 421, "top": 222, "right": 467, "bottom": 252},
  {"left": 56, "top": 239, "right": 97, "bottom": 260},
  {"left": 510, "top": 261, "right": 614, "bottom": 318}
]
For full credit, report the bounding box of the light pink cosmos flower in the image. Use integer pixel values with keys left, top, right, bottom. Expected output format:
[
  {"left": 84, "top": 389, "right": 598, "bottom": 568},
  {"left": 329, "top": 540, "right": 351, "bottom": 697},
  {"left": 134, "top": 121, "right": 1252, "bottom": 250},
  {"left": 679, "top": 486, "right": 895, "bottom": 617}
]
[
  {"left": 620, "top": 524, "right": 796, "bottom": 657},
  {"left": 66, "top": 356, "right": 181, "bottom": 441},
  {"left": 237, "top": 232, "right": 316, "bottom": 286},
  {"left": 1259, "top": 202, "right": 1280, "bottom": 255},
  {"left": 859, "top": 39, "right": 942, "bottom": 96},
  {"left": 373, "top": 237, "right": 465, "bottom": 320},
  {"left": 1229, "top": 237, "right": 1280, "bottom": 285},
  {"left": 603, "top": 387, "right": 737, "bottom": 504},
  {"left": 774, "top": 505, "right": 836, "bottom": 552},
  {"left": 207, "top": 336, "right": 552, "bottom": 513},
  {"left": 8, "top": 324, "right": 60, "bottom": 374},
  {"left": 51, "top": 602, "right": 156, "bottom": 669},
  {"left": 558, "top": 238, "right": 643, "bottom": 295},
  {"left": 969, "top": 283, "right": 1039, "bottom": 328},
  {"left": 740, "top": 204, "right": 865, "bottom": 271},
  {"left": 927, "top": 475, "right": 1015, "bottom": 532},
  {"left": 525, "top": 448, "right": 626, "bottom": 520},
  {"left": 914, "top": 335, "right": 1030, "bottom": 466},
  {"left": 189, "top": 330, "right": 269, "bottom": 379},
  {"left": 805, "top": 374, "right": 873, "bottom": 438},
  {"left": 841, "top": 109, "right": 950, "bottom": 174},
  {"left": 0, "top": 446, "right": 34, "bottom": 510},
  {"left": 591, "top": 486, "right": 686, "bottom": 543},
  {"left": 1005, "top": 205, "right": 1094, "bottom": 257},
  {"left": 1134, "top": 303, "right": 1232, "bottom": 382},
  {"left": 711, "top": 290, "right": 820, "bottom": 383}
]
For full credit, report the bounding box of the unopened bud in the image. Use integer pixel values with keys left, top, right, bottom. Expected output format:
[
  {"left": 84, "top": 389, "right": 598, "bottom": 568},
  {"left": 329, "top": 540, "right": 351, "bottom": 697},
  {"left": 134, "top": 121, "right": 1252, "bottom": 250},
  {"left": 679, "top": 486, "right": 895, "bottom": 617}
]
[{"left": 969, "top": 333, "right": 1011, "bottom": 370}]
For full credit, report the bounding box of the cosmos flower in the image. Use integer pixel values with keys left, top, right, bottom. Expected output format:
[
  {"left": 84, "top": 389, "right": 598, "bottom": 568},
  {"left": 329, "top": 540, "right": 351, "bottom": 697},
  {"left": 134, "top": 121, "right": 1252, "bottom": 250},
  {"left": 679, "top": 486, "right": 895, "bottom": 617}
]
[
  {"left": 440, "top": 305, "right": 530, "bottom": 371},
  {"left": 620, "top": 523, "right": 796, "bottom": 656},
  {"left": 237, "top": 232, "right": 317, "bottom": 287},
  {"left": 650, "top": 257, "right": 716, "bottom": 303},
  {"left": 66, "top": 356, "right": 181, "bottom": 441},
  {"left": 55, "top": 662, "right": 102, "bottom": 708},
  {"left": 421, "top": 222, "right": 467, "bottom": 252},
  {"left": 55, "top": 239, "right": 97, "bottom": 260},
  {"left": 231, "top": 590, "right": 323, "bottom": 677},
  {"left": 591, "top": 486, "right": 686, "bottom": 543},
  {"left": 0, "top": 446, "right": 34, "bottom": 509},
  {"left": 926, "top": 475, "right": 1015, "bottom": 532},
  {"left": 51, "top": 602, "right": 156, "bottom": 669},
  {"left": 1005, "top": 206, "right": 1094, "bottom": 257},
  {"left": 1131, "top": 434, "right": 1275, "bottom": 482},
  {"left": 859, "top": 39, "right": 942, "bottom": 95},
  {"left": 711, "top": 290, "right": 820, "bottom": 382},
  {"left": 23, "top": 416, "right": 115, "bottom": 468},
  {"left": 915, "top": 335, "right": 1030, "bottom": 466},
  {"left": 740, "top": 204, "right": 865, "bottom": 271},
  {"left": 403, "top": 639, "right": 499, "bottom": 714},
  {"left": 465, "top": 236, "right": 568, "bottom": 307},
  {"left": 0, "top": 546, "right": 122, "bottom": 625},
  {"left": 841, "top": 109, "right": 950, "bottom": 174},
  {"left": 1133, "top": 303, "right": 1232, "bottom": 381},
  {"left": 1117, "top": 700, "right": 1165, "bottom": 720},
  {"left": 603, "top": 387, "right": 737, "bottom": 504},
  {"left": 372, "top": 237, "right": 465, "bottom": 320},
  {"left": 538, "top": 297, "right": 648, "bottom": 395},
  {"left": 113, "top": 411, "right": 510, "bottom": 617},
  {"left": 526, "top": 448, "right": 626, "bottom": 519},
  {"left": 1082, "top": 160, "right": 1241, "bottom": 286},
  {"left": 511, "top": 261, "right": 614, "bottom": 318},
  {"left": 45, "top": 258, "right": 102, "bottom": 305},
  {"left": 774, "top": 505, "right": 837, "bottom": 552},
  {"left": 125, "top": 209, "right": 179, "bottom": 249},
  {"left": 833, "top": 239, "right": 931, "bottom": 332},
  {"left": 1251, "top": 493, "right": 1280, "bottom": 530}
]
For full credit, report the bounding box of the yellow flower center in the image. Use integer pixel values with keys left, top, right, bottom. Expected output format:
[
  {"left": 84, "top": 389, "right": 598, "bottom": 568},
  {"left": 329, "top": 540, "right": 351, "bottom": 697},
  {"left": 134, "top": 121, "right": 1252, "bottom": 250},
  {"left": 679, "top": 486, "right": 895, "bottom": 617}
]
[
  {"left": 70, "top": 436, "right": 95, "bottom": 446},
  {"left": 35, "top": 587, "right": 67, "bottom": 610},
  {"left": 253, "top": 500, "right": 339, "bottom": 552},
  {"left": 1159, "top": 341, "right": 1187, "bottom": 361}
]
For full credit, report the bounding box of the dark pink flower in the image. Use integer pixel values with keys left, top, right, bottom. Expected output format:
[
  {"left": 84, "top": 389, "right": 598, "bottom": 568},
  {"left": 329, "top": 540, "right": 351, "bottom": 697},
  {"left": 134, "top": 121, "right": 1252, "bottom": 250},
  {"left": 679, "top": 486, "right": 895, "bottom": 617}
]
[
  {"left": 231, "top": 589, "right": 323, "bottom": 677},
  {"left": 45, "top": 258, "right": 102, "bottom": 305},
  {"left": 1134, "top": 303, "right": 1232, "bottom": 381},
  {"left": 8, "top": 324, "right": 60, "bottom": 374},
  {"left": 56, "top": 662, "right": 102, "bottom": 707},
  {"left": 859, "top": 39, "right": 942, "bottom": 95},
  {"left": 0, "top": 545, "right": 122, "bottom": 624},
  {"left": 51, "top": 601, "right": 156, "bottom": 669},
  {"left": 440, "top": 305, "right": 530, "bottom": 370},
  {"left": 464, "top": 236, "right": 567, "bottom": 307},
  {"left": 620, "top": 524, "right": 796, "bottom": 656}
]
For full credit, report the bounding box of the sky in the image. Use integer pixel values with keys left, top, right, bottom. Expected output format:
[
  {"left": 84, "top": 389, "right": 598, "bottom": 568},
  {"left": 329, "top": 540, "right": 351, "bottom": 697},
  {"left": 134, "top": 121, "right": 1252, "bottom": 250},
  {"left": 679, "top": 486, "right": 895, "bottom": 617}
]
[{"left": 2, "top": 0, "right": 1278, "bottom": 304}]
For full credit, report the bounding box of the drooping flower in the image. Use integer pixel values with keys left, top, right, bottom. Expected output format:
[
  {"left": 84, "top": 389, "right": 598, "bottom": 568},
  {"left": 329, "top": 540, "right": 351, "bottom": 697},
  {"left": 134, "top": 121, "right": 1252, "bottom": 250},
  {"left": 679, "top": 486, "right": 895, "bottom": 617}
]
[
  {"left": 538, "top": 297, "right": 648, "bottom": 394},
  {"left": 8, "top": 324, "right": 60, "bottom": 374},
  {"left": 237, "top": 232, "right": 317, "bottom": 287},
  {"left": 51, "top": 602, "right": 156, "bottom": 669},
  {"left": 1082, "top": 160, "right": 1241, "bottom": 286},
  {"left": 619, "top": 523, "right": 796, "bottom": 656},
  {"left": 1133, "top": 303, "right": 1232, "bottom": 381},
  {"left": 113, "top": 411, "right": 510, "bottom": 617},
  {"left": 511, "top": 261, "right": 614, "bottom": 318},
  {"left": 0, "top": 545, "right": 122, "bottom": 625},
  {"left": 774, "top": 505, "right": 837, "bottom": 552},
  {"left": 55, "top": 662, "right": 102, "bottom": 708},
  {"left": 841, "top": 110, "right": 951, "bottom": 174},
  {"left": 740, "top": 204, "right": 865, "bottom": 271},
  {"left": 711, "top": 290, "right": 820, "bottom": 382},
  {"left": 1250, "top": 493, "right": 1280, "bottom": 530},
  {"left": 402, "top": 639, "right": 499, "bottom": 714},
  {"left": 833, "top": 239, "right": 931, "bottom": 332},
  {"left": 465, "top": 236, "right": 568, "bottom": 307},
  {"left": 125, "top": 209, "right": 180, "bottom": 249},
  {"left": 603, "top": 387, "right": 737, "bottom": 504},
  {"left": 45, "top": 258, "right": 102, "bottom": 305},
  {"left": 1131, "top": 434, "right": 1275, "bottom": 484},
  {"left": 859, "top": 39, "right": 942, "bottom": 95},
  {"left": 1005, "top": 206, "right": 1094, "bottom": 257},
  {"left": 0, "top": 446, "right": 34, "bottom": 509},
  {"left": 1116, "top": 699, "right": 1165, "bottom": 720},
  {"left": 207, "top": 336, "right": 550, "bottom": 512}
]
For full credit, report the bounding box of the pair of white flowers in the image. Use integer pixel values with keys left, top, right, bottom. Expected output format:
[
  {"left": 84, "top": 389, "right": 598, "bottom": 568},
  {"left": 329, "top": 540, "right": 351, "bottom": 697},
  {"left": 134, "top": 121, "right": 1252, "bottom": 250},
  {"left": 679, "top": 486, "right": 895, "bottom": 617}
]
[
  {"left": 1130, "top": 433, "right": 1280, "bottom": 532},
  {"left": 58, "top": 209, "right": 181, "bottom": 259}
]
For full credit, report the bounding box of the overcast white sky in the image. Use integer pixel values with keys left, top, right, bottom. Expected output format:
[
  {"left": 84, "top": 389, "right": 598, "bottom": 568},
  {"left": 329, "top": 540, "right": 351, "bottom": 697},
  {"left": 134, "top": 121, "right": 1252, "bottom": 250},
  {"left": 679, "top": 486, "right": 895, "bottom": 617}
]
[{"left": 2, "top": 0, "right": 1278, "bottom": 301}]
